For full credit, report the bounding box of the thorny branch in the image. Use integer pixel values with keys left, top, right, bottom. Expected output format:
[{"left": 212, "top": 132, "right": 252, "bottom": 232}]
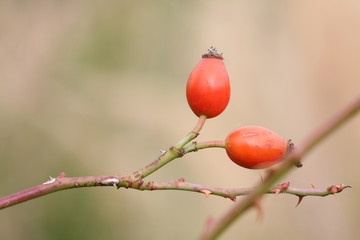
[
  {"left": 0, "top": 115, "right": 207, "bottom": 209},
  {"left": 199, "top": 95, "right": 360, "bottom": 240},
  {"left": 0, "top": 173, "right": 351, "bottom": 210}
]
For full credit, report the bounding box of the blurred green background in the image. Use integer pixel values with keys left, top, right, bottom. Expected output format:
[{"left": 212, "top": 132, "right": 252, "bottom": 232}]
[{"left": 1, "top": 1, "right": 359, "bottom": 239}]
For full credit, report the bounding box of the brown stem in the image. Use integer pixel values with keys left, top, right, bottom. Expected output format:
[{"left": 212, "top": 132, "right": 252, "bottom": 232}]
[
  {"left": 0, "top": 174, "right": 123, "bottom": 209},
  {"left": 0, "top": 173, "right": 350, "bottom": 210}
]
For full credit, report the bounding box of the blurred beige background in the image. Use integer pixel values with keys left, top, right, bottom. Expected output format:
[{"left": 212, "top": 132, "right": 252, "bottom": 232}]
[{"left": 1, "top": 1, "right": 359, "bottom": 239}]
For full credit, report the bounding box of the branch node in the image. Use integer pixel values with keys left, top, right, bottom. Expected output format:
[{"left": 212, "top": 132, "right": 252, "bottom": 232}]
[
  {"left": 145, "top": 181, "right": 157, "bottom": 190},
  {"left": 190, "top": 131, "right": 200, "bottom": 137},
  {"left": 101, "top": 178, "right": 120, "bottom": 188},
  {"left": 94, "top": 179, "right": 101, "bottom": 186},
  {"left": 131, "top": 180, "right": 144, "bottom": 189},
  {"left": 170, "top": 146, "right": 185, "bottom": 157},
  {"left": 192, "top": 141, "right": 198, "bottom": 152},
  {"left": 58, "top": 172, "right": 66, "bottom": 178},
  {"left": 271, "top": 182, "right": 290, "bottom": 196},
  {"left": 177, "top": 178, "right": 185, "bottom": 183}
]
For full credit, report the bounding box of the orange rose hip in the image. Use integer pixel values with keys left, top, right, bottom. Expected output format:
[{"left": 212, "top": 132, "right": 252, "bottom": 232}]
[
  {"left": 225, "top": 125, "right": 289, "bottom": 169},
  {"left": 186, "top": 47, "right": 230, "bottom": 118}
]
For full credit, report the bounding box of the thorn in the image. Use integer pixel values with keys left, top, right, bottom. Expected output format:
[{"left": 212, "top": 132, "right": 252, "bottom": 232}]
[
  {"left": 160, "top": 149, "right": 167, "bottom": 155},
  {"left": 199, "top": 189, "right": 212, "bottom": 198},
  {"left": 228, "top": 195, "right": 237, "bottom": 202},
  {"left": 295, "top": 196, "right": 304, "bottom": 207},
  {"left": 311, "top": 183, "right": 316, "bottom": 188},
  {"left": 43, "top": 176, "right": 56, "bottom": 185},
  {"left": 258, "top": 172, "right": 264, "bottom": 182},
  {"left": 253, "top": 198, "right": 264, "bottom": 223},
  {"left": 272, "top": 188, "right": 281, "bottom": 196}
]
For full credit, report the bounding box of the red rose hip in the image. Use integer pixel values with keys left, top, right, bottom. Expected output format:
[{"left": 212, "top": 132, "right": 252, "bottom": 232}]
[
  {"left": 186, "top": 47, "right": 230, "bottom": 118},
  {"left": 225, "top": 125, "right": 289, "bottom": 169}
]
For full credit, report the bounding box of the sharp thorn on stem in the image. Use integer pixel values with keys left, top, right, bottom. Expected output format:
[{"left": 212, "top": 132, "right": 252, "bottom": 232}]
[
  {"left": 199, "top": 189, "right": 212, "bottom": 198},
  {"left": 43, "top": 176, "right": 56, "bottom": 185},
  {"left": 254, "top": 198, "right": 264, "bottom": 223},
  {"left": 259, "top": 172, "right": 264, "bottom": 182},
  {"left": 296, "top": 196, "right": 304, "bottom": 207}
]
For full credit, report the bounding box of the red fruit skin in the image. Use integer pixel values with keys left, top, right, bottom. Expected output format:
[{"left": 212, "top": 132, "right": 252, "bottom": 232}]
[
  {"left": 225, "top": 126, "right": 288, "bottom": 169},
  {"left": 186, "top": 57, "right": 230, "bottom": 118}
]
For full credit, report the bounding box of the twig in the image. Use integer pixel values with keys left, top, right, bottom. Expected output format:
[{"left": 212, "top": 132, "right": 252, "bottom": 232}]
[
  {"left": 0, "top": 173, "right": 121, "bottom": 210},
  {"left": 0, "top": 173, "right": 351, "bottom": 210},
  {"left": 0, "top": 115, "right": 211, "bottom": 210},
  {"left": 199, "top": 95, "right": 360, "bottom": 240},
  {"left": 129, "top": 115, "right": 208, "bottom": 181},
  {"left": 133, "top": 179, "right": 351, "bottom": 199}
]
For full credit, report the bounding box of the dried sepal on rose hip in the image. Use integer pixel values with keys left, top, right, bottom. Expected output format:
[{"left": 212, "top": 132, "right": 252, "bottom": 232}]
[
  {"left": 225, "top": 125, "right": 293, "bottom": 169},
  {"left": 186, "top": 46, "right": 231, "bottom": 119}
]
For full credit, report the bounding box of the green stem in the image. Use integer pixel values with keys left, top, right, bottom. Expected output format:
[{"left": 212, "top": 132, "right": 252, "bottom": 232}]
[
  {"left": 176, "top": 115, "right": 207, "bottom": 149},
  {"left": 183, "top": 140, "right": 225, "bottom": 154},
  {"left": 130, "top": 115, "right": 208, "bottom": 181}
]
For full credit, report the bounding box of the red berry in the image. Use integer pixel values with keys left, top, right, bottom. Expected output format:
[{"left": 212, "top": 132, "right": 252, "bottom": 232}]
[
  {"left": 186, "top": 47, "right": 230, "bottom": 118},
  {"left": 225, "top": 126, "right": 289, "bottom": 169}
]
